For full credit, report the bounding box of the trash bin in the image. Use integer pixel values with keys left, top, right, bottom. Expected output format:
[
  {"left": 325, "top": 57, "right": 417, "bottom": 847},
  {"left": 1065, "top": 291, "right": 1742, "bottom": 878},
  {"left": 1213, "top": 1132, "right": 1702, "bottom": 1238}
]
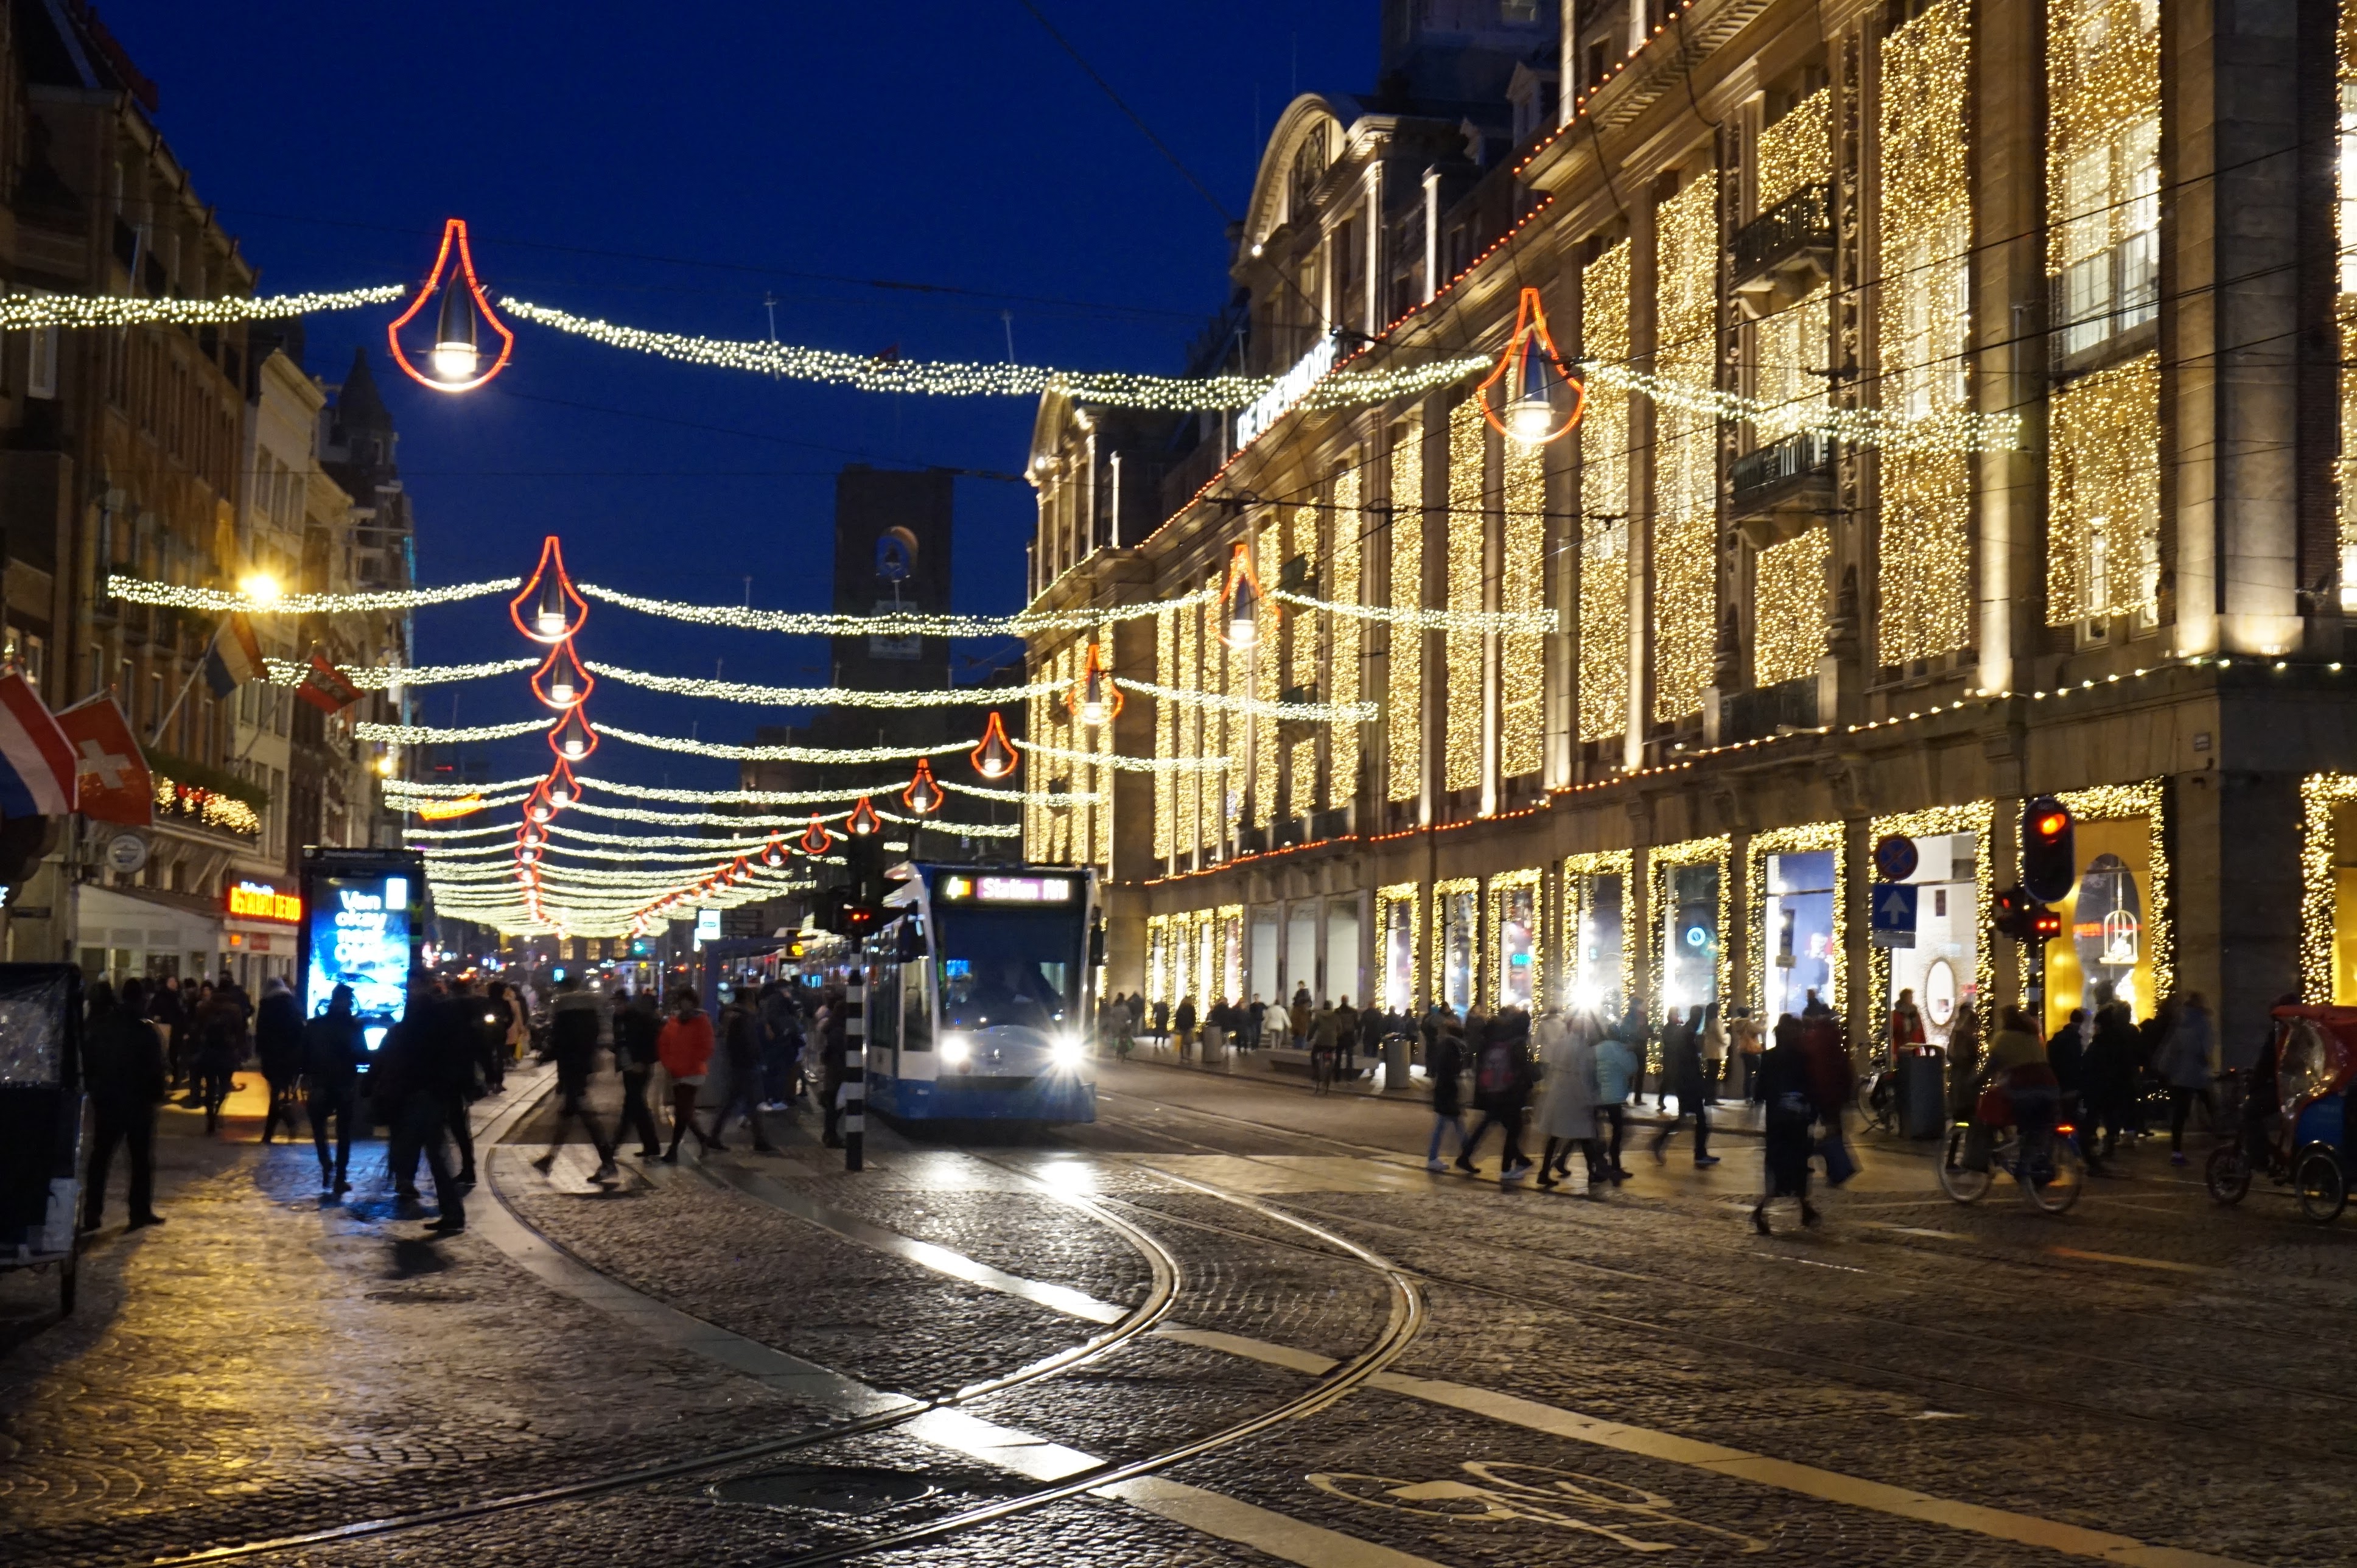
[
  {"left": 1383, "top": 1032, "right": 1412, "bottom": 1093},
  {"left": 1897, "top": 1049, "right": 1946, "bottom": 1139}
]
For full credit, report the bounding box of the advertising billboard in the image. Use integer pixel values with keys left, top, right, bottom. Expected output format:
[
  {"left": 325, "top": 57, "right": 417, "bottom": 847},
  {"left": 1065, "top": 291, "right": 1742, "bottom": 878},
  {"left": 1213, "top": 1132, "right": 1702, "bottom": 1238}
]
[{"left": 299, "top": 849, "right": 424, "bottom": 1051}]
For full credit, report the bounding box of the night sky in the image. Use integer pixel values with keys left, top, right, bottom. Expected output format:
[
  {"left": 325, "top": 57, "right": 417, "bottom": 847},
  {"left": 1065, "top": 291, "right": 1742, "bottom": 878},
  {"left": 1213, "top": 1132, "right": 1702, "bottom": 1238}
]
[{"left": 98, "top": 0, "right": 1372, "bottom": 794}]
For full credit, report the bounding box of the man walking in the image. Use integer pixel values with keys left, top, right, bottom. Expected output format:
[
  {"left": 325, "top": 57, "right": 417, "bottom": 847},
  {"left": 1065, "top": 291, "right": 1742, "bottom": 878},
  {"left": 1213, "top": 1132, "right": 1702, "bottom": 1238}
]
[
  {"left": 82, "top": 979, "right": 166, "bottom": 1233},
  {"left": 612, "top": 986, "right": 665, "bottom": 1159},
  {"left": 1651, "top": 1004, "right": 1720, "bottom": 1167},
  {"left": 709, "top": 986, "right": 779, "bottom": 1152},
  {"left": 1457, "top": 1012, "right": 1535, "bottom": 1181},
  {"left": 381, "top": 972, "right": 468, "bottom": 1234},
  {"left": 535, "top": 972, "right": 618, "bottom": 1183},
  {"left": 303, "top": 983, "right": 366, "bottom": 1194}
]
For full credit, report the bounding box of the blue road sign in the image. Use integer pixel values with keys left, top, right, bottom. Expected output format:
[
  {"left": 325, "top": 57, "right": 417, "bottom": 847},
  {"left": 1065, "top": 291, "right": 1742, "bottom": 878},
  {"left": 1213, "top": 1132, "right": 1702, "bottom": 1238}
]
[
  {"left": 1870, "top": 881, "right": 1919, "bottom": 950},
  {"left": 1873, "top": 833, "right": 1921, "bottom": 883}
]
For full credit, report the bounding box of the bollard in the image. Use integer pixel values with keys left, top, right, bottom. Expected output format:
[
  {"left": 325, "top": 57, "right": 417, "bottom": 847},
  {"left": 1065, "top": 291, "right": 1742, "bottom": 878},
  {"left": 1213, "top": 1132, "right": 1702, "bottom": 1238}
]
[{"left": 844, "top": 964, "right": 865, "bottom": 1172}]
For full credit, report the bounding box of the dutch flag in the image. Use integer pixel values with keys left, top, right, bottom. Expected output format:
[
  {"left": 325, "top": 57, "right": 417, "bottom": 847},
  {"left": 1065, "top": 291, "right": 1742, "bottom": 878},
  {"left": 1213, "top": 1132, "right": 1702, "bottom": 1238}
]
[{"left": 0, "top": 671, "right": 77, "bottom": 818}]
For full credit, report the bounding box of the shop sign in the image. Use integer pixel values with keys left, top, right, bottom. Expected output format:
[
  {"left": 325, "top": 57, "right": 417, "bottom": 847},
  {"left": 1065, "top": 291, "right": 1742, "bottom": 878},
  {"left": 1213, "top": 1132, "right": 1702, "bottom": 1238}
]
[
  {"left": 226, "top": 880, "right": 303, "bottom": 923},
  {"left": 1236, "top": 331, "right": 1340, "bottom": 449}
]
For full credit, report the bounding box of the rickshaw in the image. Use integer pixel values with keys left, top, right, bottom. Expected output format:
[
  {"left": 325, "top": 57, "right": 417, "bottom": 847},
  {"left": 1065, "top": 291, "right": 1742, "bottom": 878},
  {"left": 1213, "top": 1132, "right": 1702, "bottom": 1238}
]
[{"left": 2206, "top": 1006, "right": 2357, "bottom": 1223}]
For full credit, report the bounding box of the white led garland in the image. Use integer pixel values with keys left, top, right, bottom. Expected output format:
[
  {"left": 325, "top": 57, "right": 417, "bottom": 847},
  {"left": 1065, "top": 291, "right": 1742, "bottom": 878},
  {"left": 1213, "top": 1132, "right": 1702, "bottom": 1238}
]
[
  {"left": 0, "top": 284, "right": 405, "bottom": 329},
  {"left": 578, "top": 581, "right": 1205, "bottom": 637},
  {"left": 584, "top": 660, "right": 1059, "bottom": 708},
  {"left": 1113, "top": 676, "right": 1378, "bottom": 723},
  {"left": 599, "top": 724, "right": 965, "bottom": 764},
  {"left": 1015, "top": 737, "right": 1228, "bottom": 772},
  {"left": 1270, "top": 590, "right": 1553, "bottom": 635},
  {"left": 356, "top": 718, "right": 552, "bottom": 744},
  {"left": 108, "top": 573, "right": 520, "bottom": 615},
  {"left": 1577, "top": 359, "right": 2023, "bottom": 454},
  {"left": 268, "top": 657, "right": 536, "bottom": 690}
]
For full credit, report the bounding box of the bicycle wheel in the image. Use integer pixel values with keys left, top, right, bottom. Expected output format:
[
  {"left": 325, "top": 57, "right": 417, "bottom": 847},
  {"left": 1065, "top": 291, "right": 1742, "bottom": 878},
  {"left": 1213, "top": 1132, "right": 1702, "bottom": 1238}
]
[
  {"left": 2021, "top": 1135, "right": 2086, "bottom": 1214},
  {"left": 2203, "top": 1143, "right": 2252, "bottom": 1205},
  {"left": 2294, "top": 1150, "right": 2348, "bottom": 1223},
  {"left": 1937, "top": 1125, "right": 1992, "bottom": 1203}
]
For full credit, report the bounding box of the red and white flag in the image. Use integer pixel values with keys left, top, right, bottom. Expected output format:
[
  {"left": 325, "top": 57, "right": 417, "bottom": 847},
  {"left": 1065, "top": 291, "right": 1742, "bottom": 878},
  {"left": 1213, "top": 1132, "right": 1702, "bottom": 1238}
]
[
  {"left": 0, "top": 671, "right": 76, "bottom": 818},
  {"left": 296, "top": 653, "right": 363, "bottom": 715},
  {"left": 57, "top": 693, "right": 152, "bottom": 827}
]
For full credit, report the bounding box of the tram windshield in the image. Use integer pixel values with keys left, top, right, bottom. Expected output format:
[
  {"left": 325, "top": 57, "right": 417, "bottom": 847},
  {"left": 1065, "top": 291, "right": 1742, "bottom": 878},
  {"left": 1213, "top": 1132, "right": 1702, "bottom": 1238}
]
[{"left": 934, "top": 906, "right": 1082, "bottom": 1032}]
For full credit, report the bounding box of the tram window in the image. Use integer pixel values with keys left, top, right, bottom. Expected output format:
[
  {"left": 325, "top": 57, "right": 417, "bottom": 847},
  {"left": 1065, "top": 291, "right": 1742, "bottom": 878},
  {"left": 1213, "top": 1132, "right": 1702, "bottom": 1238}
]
[
  {"left": 903, "top": 948, "right": 933, "bottom": 1050},
  {"left": 870, "top": 958, "right": 899, "bottom": 1051},
  {"left": 935, "top": 908, "right": 1080, "bottom": 1032}
]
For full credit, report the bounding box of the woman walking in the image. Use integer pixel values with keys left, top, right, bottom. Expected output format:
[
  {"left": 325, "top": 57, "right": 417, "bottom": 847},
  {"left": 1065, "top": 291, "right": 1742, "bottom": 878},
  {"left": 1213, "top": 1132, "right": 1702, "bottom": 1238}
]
[
  {"left": 1753, "top": 1017, "right": 1819, "bottom": 1233},
  {"left": 1423, "top": 1018, "right": 1468, "bottom": 1170},
  {"left": 1534, "top": 1010, "right": 1603, "bottom": 1190},
  {"left": 656, "top": 985, "right": 719, "bottom": 1163}
]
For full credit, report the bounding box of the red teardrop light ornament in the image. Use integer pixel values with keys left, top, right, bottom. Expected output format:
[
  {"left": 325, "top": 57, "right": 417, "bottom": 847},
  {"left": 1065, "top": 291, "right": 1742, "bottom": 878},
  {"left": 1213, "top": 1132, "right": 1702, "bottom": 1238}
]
[
  {"left": 1221, "top": 539, "right": 1272, "bottom": 650},
  {"left": 524, "top": 781, "right": 557, "bottom": 824},
  {"left": 1476, "top": 286, "right": 1586, "bottom": 446},
  {"left": 510, "top": 536, "right": 588, "bottom": 645},
  {"left": 543, "top": 757, "right": 581, "bottom": 811},
  {"left": 550, "top": 705, "right": 598, "bottom": 761},
  {"left": 902, "top": 758, "right": 944, "bottom": 814},
  {"left": 762, "top": 833, "right": 787, "bottom": 867},
  {"left": 533, "top": 639, "right": 594, "bottom": 710},
  {"left": 388, "top": 218, "right": 515, "bottom": 393},
  {"left": 848, "top": 796, "right": 881, "bottom": 838},
  {"left": 1066, "top": 642, "right": 1123, "bottom": 726},
  {"left": 972, "top": 711, "right": 1018, "bottom": 780},
  {"left": 800, "top": 814, "right": 836, "bottom": 855}
]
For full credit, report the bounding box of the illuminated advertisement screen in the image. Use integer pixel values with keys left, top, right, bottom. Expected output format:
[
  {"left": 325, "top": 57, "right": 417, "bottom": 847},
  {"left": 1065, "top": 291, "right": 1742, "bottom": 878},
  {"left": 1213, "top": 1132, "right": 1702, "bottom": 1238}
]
[
  {"left": 937, "top": 874, "right": 1074, "bottom": 905},
  {"left": 304, "top": 872, "right": 412, "bottom": 1048}
]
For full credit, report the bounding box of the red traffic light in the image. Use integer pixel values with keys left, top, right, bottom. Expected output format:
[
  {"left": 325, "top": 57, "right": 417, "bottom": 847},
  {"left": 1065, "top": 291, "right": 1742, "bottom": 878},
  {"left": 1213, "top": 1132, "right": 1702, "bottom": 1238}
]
[
  {"left": 2031, "top": 908, "right": 2063, "bottom": 939},
  {"left": 2034, "top": 811, "right": 2068, "bottom": 841}
]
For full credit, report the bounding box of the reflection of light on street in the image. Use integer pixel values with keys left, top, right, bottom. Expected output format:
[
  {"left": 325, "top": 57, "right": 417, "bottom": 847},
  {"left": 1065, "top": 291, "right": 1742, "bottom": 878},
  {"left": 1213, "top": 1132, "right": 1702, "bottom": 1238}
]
[{"left": 1030, "top": 1155, "right": 1102, "bottom": 1195}]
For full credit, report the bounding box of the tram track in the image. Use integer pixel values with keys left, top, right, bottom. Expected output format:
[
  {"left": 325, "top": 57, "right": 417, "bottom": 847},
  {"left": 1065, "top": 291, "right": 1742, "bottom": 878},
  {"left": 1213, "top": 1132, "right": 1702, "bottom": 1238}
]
[
  {"left": 1091, "top": 1080, "right": 2356, "bottom": 1329},
  {"left": 130, "top": 1079, "right": 1192, "bottom": 1568},
  {"left": 1077, "top": 1094, "right": 2357, "bottom": 1451}
]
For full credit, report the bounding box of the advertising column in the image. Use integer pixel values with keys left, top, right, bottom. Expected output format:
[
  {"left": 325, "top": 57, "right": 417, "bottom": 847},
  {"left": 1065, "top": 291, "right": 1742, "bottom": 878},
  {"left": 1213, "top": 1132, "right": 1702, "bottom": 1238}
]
[{"left": 298, "top": 848, "right": 426, "bottom": 1051}]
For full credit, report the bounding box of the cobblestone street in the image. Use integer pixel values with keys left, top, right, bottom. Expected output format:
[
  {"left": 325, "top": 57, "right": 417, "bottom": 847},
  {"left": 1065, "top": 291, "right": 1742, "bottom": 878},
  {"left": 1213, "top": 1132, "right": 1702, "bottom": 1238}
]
[{"left": 2, "top": 1058, "right": 2351, "bottom": 1567}]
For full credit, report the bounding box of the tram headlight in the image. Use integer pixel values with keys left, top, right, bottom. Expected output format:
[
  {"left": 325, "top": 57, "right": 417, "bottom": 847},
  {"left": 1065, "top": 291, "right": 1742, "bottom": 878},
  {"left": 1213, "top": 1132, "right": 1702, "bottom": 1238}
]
[
  {"left": 940, "top": 1033, "right": 973, "bottom": 1069},
  {"left": 1051, "top": 1034, "right": 1086, "bottom": 1070}
]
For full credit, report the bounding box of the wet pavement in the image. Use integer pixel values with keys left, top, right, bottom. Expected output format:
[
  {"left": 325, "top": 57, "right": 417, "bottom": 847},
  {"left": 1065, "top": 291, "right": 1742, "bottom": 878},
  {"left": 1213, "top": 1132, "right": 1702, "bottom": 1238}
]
[{"left": 0, "top": 1054, "right": 2347, "bottom": 1566}]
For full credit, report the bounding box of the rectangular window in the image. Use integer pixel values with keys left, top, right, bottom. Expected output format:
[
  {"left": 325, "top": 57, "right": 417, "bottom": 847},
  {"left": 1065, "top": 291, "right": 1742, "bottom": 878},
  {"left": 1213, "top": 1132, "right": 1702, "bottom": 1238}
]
[{"left": 25, "top": 327, "right": 55, "bottom": 399}]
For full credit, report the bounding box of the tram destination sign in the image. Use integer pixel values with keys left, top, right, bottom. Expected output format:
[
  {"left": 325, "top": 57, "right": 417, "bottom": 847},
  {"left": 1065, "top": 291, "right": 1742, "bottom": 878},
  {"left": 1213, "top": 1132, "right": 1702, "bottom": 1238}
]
[{"left": 939, "top": 873, "right": 1074, "bottom": 905}]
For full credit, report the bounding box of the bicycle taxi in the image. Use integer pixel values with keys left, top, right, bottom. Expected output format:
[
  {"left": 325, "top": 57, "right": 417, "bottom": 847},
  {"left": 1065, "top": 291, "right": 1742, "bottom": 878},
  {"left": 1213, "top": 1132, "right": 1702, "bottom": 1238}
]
[{"left": 2206, "top": 1005, "right": 2357, "bottom": 1223}]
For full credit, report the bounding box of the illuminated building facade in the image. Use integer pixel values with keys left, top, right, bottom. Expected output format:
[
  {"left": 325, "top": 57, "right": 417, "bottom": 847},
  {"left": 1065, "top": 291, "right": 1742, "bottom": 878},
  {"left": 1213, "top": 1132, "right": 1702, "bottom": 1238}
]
[{"left": 1029, "top": 0, "right": 2353, "bottom": 1059}]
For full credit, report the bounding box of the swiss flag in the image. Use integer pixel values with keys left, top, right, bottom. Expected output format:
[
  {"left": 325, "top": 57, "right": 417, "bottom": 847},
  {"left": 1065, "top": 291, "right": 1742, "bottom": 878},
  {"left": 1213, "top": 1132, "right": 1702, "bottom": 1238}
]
[
  {"left": 56, "top": 695, "right": 151, "bottom": 827},
  {"left": 296, "top": 653, "right": 363, "bottom": 715}
]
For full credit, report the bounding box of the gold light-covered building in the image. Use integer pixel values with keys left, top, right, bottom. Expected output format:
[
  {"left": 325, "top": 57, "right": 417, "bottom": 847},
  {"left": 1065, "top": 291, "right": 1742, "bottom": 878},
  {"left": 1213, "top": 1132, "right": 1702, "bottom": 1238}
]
[{"left": 1019, "top": 0, "right": 2355, "bottom": 1057}]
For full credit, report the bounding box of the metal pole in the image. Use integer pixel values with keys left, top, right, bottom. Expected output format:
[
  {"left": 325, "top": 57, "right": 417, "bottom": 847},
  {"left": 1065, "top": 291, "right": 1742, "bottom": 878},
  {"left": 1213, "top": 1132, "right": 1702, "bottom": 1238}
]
[{"left": 844, "top": 958, "right": 866, "bottom": 1171}]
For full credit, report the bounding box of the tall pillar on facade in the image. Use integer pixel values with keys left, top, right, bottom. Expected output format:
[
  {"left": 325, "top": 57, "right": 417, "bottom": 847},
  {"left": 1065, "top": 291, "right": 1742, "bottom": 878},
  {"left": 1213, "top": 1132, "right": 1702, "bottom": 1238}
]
[
  {"left": 1971, "top": 0, "right": 2047, "bottom": 696},
  {"left": 2168, "top": 0, "right": 2314, "bottom": 657},
  {"left": 1625, "top": 187, "right": 1658, "bottom": 772}
]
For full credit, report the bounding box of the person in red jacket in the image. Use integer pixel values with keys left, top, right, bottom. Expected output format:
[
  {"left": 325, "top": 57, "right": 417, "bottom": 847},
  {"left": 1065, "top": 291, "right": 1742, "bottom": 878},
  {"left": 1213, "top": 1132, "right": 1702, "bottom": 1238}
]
[{"left": 656, "top": 986, "right": 718, "bottom": 1164}]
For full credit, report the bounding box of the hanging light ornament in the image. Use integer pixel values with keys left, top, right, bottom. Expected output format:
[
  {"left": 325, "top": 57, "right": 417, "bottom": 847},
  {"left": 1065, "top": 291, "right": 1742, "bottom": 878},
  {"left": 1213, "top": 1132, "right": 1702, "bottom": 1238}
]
[
  {"left": 1221, "top": 540, "right": 1266, "bottom": 649},
  {"left": 524, "top": 780, "right": 557, "bottom": 824},
  {"left": 532, "top": 637, "right": 594, "bottom": 709},
  {"left": 1477, "top": 285, "right": 1586, "bottom": 446},
  {"left": 847, "top": 796, "right": 881, "bottom": 838},
  {"left": 762, "top": 833, "right": 788, "bottom": 868},
  {"left": 902, "top": 758, "right": 944, "bottom": 814},
  {"left": 550, "top": 705, "right": 598, "bottom": 761},
  {"left": 972, "top": 710, "right": 1018, "bottom": 780},
  {"left": 510, "top": 536, "right": 588, "bottom": 644},
  {"left": 387, "top": 218, "right": 514, "bottom": 392},
  {"left": 800, "top": 814, "right": 837, "bottom": 855},
  {"left": 544, "top": 758, "right": 581, "bottom": 810},
  {"left": 1066, "top": 642, "right": 1123, "bottom": 727}
]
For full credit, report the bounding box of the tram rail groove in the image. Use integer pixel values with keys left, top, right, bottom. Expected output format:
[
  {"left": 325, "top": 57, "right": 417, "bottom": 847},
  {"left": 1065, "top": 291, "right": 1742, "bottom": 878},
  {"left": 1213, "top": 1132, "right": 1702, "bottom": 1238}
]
[
  {"left": 124, "top": 1080, "right": 1185, "bottom": 1568},
  {"left": 1076, "top": 1102, "right": 2353, "bottom": 1447},
  {"left": 743, "top": 1166, "right": 1425, "bottom": 1568}
]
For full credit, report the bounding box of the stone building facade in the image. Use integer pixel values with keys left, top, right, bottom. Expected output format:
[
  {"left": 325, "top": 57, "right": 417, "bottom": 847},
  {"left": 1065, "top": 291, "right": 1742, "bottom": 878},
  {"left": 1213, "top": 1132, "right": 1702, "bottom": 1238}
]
[{"left": 1024, "top": 0, "right": 2357, "bottom": 1062}]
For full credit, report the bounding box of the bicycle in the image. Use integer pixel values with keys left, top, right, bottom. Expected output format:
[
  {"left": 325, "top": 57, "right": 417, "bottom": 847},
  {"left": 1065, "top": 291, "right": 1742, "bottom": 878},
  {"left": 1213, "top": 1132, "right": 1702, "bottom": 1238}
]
[
  {"left": 1937, "top": 1118, "right": 2086, "bottom": 1213},
  {"left": 1854, "top": 1049, "right": 1896, "bottom": 1134}
]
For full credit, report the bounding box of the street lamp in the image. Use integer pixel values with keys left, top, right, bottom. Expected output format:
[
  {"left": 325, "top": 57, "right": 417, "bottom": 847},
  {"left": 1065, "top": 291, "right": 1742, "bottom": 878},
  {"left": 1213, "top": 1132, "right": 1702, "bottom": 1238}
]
[
  {"left": 972, "top": 710, "right": 1018, "bottom": 780},
  {"left": 240, "top": 573, "right": 284, "bottom": 606},
  {"left": 1222, "top": 541, "right": 1263, "bottom": 649}
]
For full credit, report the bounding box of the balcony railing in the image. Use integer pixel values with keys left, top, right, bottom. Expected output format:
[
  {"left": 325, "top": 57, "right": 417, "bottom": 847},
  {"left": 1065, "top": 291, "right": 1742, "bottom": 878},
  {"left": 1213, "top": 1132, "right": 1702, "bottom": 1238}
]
[
  {"left": 1719, "top": 677, "right": 1819, "bottom": 745},
  {"left": 1730, "top": 430, "right": 1834, "bottom": 508},
  {"left": 1731, "top": 184, "right": 1833, "bottom": 318}
]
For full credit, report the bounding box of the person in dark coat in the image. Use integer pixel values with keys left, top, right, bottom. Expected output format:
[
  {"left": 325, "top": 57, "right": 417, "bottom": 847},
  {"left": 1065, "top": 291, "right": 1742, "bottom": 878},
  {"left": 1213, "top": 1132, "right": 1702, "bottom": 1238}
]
[
  {"left": 1650, "top": 1004, "right": 1719, "bottom": 1166},
  {"left": 707, "top": 988, "right": 779, "bottom": 1152},
  {"left": 1456, "top": 1012, "right": 1535, "bottom": 1181},
  {"left": 2047, "top": 1008, "right": 2098, "bottom": 1171},
  {"left": 191, "top": 982, "right": 239, "bottom": 1133},
  {"left": 82, "top": 978, "right": 166, "bottom": 1232},
  {"left": 535, "top": 973, "right": 618, "bottom": 1181},
  {"left": 302, "top": 984, "right": 366, "bottom": 1194},
  {"left": 1424, "top": 1020, "right": 1467, "bottom": 1169},
  {"left": 254, "top": 978, "right": 304, "bottom": 1146},
  {"left": 2081, "top": 1001, "right": 2140, "bottom": 1161},
  {"left": 817, "top": 990, "right": 849, "bottom": 1149},
  {"left": 612, "top": 987, "right": 665, "bottom": 1158},
  {"left": 151, "top": 975, "right": 187, "bottom": 1090},
  {"left": 379, "top": 973, "right": 468, "bottom": 1233},
  {"left": 1753, "top": 1016, "right": 1820, "bottom": 1233}
]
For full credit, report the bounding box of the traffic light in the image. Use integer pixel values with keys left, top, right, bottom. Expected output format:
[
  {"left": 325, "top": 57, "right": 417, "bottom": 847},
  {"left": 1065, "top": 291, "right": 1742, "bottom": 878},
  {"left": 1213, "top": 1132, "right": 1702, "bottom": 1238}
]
[
  {"left": 1992, "top": 884, "right": 2036, "bottom": 940},
  {"left": 2031, "top": 905, "right": 2063, "bottom": 941},
  {"left": 2022, "top": 795, "right": 2076, "bottom": 903}
]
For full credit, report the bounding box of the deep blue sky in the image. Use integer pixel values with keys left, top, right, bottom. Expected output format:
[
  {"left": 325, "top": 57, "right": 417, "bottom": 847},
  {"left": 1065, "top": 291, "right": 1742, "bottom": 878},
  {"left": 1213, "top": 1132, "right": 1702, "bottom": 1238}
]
[{"left": 102, "top": 0, "right": 1374, "bottom": 792}]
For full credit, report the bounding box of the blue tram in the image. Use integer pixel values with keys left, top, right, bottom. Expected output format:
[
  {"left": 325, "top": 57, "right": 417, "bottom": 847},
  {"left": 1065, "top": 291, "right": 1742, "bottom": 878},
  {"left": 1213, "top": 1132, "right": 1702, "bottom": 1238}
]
[{"left": 864, "top": 863, "right": 1098, "bottom": 1124}]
